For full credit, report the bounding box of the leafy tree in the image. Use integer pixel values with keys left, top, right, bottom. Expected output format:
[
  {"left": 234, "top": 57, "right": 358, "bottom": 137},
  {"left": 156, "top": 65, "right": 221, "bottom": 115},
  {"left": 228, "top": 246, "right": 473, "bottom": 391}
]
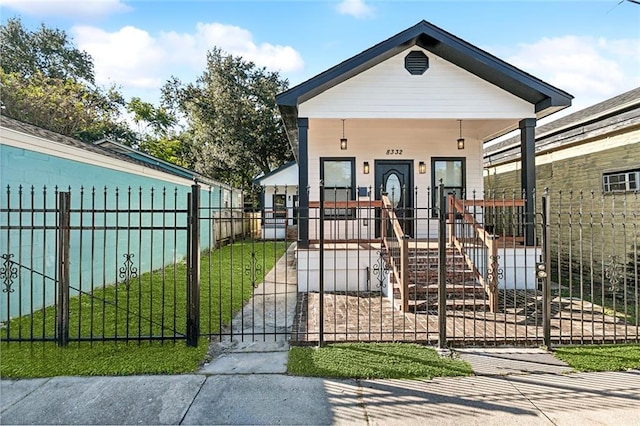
[
  {"left": 126, "top": 97, "right": 190, "bottom": 167},
  {"left": 162, "top": 48, "right": 293, "bottom": 189},
  {"left": 0, "top": 18, "right": 134, "bottom": 144},
  {"left": 0, "top": 17, "right": 94, "bottom": 83},
  {"left": 0, "top": 69, "right": 134, "bottom": 143}
]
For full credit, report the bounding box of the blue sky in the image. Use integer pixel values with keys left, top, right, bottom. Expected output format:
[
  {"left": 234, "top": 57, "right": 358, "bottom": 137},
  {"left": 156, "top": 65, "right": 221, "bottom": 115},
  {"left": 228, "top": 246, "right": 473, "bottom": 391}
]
[{"left": 2, "top": 0, "right": 639, "bottom": 115}]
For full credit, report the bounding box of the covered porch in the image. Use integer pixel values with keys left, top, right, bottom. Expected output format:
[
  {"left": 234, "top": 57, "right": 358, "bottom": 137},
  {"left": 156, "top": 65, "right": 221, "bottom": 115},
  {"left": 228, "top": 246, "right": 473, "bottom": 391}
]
[{"left": 298, "top": 192, "right": 542, "bottom": 315}]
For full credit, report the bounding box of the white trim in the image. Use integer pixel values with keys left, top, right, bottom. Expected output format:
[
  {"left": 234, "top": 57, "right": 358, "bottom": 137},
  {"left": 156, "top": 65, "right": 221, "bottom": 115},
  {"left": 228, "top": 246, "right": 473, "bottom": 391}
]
[{"left": 1, "top": 126, "right": 195, "bottom": 187}]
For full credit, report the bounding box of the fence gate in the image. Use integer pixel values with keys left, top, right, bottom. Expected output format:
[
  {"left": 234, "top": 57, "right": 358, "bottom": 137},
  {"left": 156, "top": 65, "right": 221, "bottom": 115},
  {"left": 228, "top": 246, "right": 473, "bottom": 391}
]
[{"left": 1, "top": 185, "right": 192, "bottom": 345}]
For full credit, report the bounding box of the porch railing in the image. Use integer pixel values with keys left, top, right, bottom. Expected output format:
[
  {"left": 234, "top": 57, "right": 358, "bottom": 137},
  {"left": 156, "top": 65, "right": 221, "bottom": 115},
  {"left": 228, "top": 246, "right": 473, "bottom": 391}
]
[
  {"left": 446, "top": 196, "right": 527, "bottom": 312},
  {"left": 380, "top": 194, "right": 409, "bottom": 312}
]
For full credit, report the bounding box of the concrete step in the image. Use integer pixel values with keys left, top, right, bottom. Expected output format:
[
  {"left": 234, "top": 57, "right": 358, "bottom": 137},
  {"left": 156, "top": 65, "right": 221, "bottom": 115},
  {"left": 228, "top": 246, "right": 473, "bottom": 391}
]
[
  {"left": 394, "top": 298, "right": 490, "bottom": 312},
  {"left": 395, "top": 282, "right": 486, "bottom": 299}
]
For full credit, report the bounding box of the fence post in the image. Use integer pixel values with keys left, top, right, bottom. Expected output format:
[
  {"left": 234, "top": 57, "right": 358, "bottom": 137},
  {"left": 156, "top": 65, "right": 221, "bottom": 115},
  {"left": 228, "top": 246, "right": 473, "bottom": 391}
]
[
  {"left": 400, "top": 235, "right": 409, "bottom": 312},
  {"left": 437, "top": 182, "right": 447, "bottom": 349},
  {"left": 318, "top": 180, "right": 325, "bottom": 347},
  {"left": 56, "top": 191, "right": 70, "bottom": 347},
  {"left": 541, "top": 190, "right": 552, "bottom": 348},
  {"left": 186, "top": 185, "right": 200, "bottom": 347}
]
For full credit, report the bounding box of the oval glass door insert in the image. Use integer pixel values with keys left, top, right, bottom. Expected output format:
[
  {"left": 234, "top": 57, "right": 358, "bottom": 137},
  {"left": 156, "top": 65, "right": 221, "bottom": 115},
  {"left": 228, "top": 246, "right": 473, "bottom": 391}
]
[{"left": 385, "top": 173, "right": 401, "bottom": 208}]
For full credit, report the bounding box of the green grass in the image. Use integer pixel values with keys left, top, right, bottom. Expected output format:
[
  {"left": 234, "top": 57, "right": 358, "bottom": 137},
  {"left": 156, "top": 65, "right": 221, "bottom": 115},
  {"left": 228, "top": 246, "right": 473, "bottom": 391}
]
[
  {"left": 553, "top": 344, "right": 640, "bottom": 372},
  {"left": 1, "top": 240, "right": 287, "bottom": 378},
  {"left": 288, "top": 343, "right": 474, "bottom": 380},
  {"left": 0, "top": 340, "right": 209, "bottom": 378}
]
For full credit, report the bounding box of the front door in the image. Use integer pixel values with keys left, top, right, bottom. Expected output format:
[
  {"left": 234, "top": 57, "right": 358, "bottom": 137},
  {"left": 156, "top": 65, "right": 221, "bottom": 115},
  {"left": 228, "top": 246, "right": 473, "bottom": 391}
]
[{"left": 375, "top": 160, "right": 413, "bottom": 237}]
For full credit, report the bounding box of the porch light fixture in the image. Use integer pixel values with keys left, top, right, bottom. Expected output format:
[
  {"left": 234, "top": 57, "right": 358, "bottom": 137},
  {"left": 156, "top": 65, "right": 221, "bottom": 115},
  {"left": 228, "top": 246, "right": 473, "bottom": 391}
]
[
  {"left": 340, "top": 119, "right": 348, "bottom": 150},
  {"left": 419, "top": 161, "right": 426, "bottom": 174},
  {"left": 363, "top": 161, "right": 370, "bottom": 174},
  {"left": 457, "top": 119, "right": 465, "bottom": 150}
]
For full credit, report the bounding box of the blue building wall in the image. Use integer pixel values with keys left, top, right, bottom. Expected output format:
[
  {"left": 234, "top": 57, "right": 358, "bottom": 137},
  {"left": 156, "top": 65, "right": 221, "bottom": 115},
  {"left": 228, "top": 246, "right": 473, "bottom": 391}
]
[{"left": 1, "top": 144, "right": 242, "bottom": 319}]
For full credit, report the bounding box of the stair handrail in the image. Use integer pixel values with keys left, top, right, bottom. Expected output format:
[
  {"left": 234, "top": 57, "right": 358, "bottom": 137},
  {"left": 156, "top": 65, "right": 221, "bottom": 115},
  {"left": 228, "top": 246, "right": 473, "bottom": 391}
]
[
  {"left": 448, "top": 195, "right": 499, "bottom": 312},
  {"left": 381, "top": 194, "right": 409, "bottom": 312}
]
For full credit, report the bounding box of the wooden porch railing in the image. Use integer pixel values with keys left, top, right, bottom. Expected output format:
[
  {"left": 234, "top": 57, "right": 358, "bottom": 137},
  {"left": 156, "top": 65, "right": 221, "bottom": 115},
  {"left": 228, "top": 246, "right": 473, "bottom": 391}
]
[
  {"left": 446, "top": 196, "right": 521, "bottom": 312},
  {"left": 380, "top": 194, "right": 409, "bottom": 312},
  {"left": 309, "top": 200, "right": 383, "bottom": 209}
]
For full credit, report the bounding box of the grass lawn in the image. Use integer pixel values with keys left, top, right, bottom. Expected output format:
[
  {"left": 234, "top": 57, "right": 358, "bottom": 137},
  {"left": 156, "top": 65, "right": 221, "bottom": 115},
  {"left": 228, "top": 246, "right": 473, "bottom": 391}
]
[
  {"left": 288, "top": 343, "right": 473, "bottom": 380},
  {"left": 1, "top": 240, "right": 287, "bottom": 378},
  {"left": 553, "top": 344, "right": 640, "bottom": 372}
]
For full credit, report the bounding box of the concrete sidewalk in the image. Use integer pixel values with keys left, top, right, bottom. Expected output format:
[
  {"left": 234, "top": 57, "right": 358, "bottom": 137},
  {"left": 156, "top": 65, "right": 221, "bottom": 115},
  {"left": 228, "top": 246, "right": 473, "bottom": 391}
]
[
  {"left": 3, "top": 247, "right": 639, "bottom": 425},
  {"left": 2, "top": 349, "right": 640, "bottom": 425}
]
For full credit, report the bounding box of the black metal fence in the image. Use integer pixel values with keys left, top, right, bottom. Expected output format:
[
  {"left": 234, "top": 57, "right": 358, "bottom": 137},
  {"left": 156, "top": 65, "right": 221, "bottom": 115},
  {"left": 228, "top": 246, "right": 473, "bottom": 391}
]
[{"left": 1, "top": 184, "right": 638, "bottom": 348}]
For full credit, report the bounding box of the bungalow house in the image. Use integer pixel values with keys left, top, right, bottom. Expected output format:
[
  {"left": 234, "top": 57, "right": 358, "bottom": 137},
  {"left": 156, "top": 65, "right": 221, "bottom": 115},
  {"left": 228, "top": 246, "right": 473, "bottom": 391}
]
[
  {"left": 0, "top": 115, "right": 244, "bottom": 320},
  {"left": 276, "top": 20, "right": 572, "bottom": 311}
]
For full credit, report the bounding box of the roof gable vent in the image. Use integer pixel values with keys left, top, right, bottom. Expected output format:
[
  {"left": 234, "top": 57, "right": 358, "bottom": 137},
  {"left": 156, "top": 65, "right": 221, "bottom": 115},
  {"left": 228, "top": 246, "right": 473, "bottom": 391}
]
[{"left": 404, "top": 51, "right": 429, "bottom": 75}]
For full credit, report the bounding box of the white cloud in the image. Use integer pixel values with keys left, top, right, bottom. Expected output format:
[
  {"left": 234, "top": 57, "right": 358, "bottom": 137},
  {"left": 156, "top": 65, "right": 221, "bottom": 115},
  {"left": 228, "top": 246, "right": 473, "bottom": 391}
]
[
  {"left": 71, "top": 22, "right": 304, "bottom": 95},
  {"left": 507, "top": 35, "right": 640, "bottom": 112},
  {"left": 336, "top": 0, "right": 374, "bottom": 19},
  {"left": 162, "top": 23, "right": 304, "bottom": 73},
  {"left": 73, "top": 25, "right": 166, "bottom": 89},
  {"left": 0, "top": 0, "right": 131, "bottom": 18}
]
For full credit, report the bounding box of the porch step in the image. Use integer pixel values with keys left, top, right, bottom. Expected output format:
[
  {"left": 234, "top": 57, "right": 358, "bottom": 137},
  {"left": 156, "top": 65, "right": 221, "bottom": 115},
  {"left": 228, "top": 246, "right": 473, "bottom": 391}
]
[
  {"left": 394, "top": 283, "right": 486, "bottom": 301},
  {"left": 394, "top": 298, "right": 490, "bottom": 312},
  {"left": 405, "top": 282, "right": 486, "bottom": 296},
  {"left": 388, "top": 245, "right": 489, "bottom": 311}
]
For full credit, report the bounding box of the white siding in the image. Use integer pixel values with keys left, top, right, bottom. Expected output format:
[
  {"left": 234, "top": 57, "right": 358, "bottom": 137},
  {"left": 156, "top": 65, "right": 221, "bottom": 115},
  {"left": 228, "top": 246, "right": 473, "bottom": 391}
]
[
  {"left": 299, "top": 47, "right": 535, "bottom": 120},
  {"left": 306, "top": 118, "right": 485, "bottom": 239},
  {"left": 258, "top": 164, "right": 298, "bottom": 187}
]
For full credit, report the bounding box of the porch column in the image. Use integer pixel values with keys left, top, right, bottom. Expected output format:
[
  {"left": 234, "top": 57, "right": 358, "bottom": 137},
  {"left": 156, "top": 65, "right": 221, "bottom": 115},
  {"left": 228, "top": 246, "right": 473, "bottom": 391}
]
[
  {"left": 520, "top": 117, "right": 536, "bottom": 246},
  {"left": 298, "top": 117, "right": 309, "bottom": 248}
]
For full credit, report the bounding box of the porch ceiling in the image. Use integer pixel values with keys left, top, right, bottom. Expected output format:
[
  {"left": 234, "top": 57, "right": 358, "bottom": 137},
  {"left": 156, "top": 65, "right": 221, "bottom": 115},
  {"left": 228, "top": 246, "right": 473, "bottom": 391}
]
[{"left": 309, "top": 118, "right": 520, "bottom": 143}]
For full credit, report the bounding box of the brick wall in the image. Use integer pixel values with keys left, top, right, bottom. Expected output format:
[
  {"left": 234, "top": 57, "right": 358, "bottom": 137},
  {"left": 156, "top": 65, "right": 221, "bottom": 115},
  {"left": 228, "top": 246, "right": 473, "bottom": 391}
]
[{"left": 485, "top": 142, "right": 640, "bottom": 294}]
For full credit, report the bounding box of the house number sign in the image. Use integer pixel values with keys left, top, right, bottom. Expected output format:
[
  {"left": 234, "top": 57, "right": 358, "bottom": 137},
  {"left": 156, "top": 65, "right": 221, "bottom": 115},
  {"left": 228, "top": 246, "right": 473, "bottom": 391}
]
[{"left": 385, "top": 149, "right": 403, "bottom": 155}]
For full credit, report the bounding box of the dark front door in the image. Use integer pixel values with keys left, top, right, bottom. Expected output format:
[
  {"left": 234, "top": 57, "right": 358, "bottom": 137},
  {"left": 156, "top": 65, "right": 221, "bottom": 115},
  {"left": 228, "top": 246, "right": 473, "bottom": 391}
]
[{"left": 375, "top": 160, "right": 413, "bottom": 237}]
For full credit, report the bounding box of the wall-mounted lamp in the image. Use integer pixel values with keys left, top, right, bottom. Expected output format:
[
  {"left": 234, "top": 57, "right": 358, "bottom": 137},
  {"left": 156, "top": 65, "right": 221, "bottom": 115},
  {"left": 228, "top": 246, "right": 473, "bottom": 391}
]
[
  {"left": 363, "top": 161, "right": 370, "bottom": 174},
  {"left": 419, "top": 161, "right": 426, "bottom": 174},
  {"left": 457, "top": 119, "right": 465, "bottom": 150},
  {"left": 340, "top": 119, "right": 348, "bottom": 150}
]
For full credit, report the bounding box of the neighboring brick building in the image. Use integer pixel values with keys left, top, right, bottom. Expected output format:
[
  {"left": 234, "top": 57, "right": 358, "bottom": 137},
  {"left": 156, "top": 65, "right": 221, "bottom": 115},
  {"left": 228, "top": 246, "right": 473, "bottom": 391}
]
[
  {"left": 484, "top": 87, "right": 639, "bottom": 295},
  {"left": 484, "top": 87, "right": 640, "bottom": 196}
]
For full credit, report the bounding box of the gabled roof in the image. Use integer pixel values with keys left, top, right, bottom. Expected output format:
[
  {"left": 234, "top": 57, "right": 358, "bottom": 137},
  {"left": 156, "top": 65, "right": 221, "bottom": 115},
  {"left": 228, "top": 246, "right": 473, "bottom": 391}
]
[
  {"left": 253, "top": 160, "right": 297, "bottom": 185},
  {"left": 276, "top": 20, "right": 573, "bottom": 159},
  {"left": 484, "top": 86, "right": 640, "bottom": 166}
]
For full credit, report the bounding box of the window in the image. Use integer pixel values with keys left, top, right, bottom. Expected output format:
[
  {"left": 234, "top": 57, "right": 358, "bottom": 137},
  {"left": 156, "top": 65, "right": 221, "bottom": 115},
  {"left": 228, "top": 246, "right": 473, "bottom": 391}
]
[
  {"left": 432, "top": 158, "right": 465, "bottom": 216},
  {"left": 603, "top": 169, "right": 639, "bottom": 193},
  {"left": 272, "top": 194, "right": 286, "bottom": 219},
  {"left": 321, "top": 158, "right": 355, "bottom": 218}
]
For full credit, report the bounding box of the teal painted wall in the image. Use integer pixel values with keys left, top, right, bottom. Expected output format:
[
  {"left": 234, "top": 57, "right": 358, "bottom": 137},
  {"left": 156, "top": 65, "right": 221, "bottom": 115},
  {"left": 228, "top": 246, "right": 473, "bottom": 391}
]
[{"left": 1, "top": 144, "right": 242, "bottom": 319}]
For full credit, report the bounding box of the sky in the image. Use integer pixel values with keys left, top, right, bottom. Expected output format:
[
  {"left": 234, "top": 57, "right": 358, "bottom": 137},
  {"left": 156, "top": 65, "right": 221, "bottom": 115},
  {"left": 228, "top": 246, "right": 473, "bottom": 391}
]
[{"left": 1, "top": 0, "right": 639, "bottom": 118}]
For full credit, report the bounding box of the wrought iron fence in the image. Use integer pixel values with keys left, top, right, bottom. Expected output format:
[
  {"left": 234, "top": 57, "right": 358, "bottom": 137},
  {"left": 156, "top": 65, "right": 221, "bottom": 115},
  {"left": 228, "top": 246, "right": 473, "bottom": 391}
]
[{"left": 1, "top": 183, "right": 637, "bottom": 348}]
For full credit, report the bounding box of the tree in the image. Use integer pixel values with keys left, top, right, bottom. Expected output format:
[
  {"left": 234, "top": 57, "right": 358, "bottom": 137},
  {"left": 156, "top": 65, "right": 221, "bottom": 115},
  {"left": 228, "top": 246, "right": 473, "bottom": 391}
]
[
  {"left": 0, "top": 18, "right": 94, "bottom": 83},
  {"left": 162, "top": 48, "right": 293, "bottom": 189},
  {"left": 0, "top": 19, "right": 134, "bottom": 144},
  {"left": 126, "top": 97, "right": 190, "bottom": 167},
  {"left": 0, "top": 68, "right": 134, "bottom": 143}
]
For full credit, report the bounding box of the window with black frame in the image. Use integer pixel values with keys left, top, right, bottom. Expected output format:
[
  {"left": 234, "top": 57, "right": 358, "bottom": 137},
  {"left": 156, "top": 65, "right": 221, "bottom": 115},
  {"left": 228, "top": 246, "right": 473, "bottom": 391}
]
[
  {"left": 432, "top": 158, "right": 465, "bottom": 217},
  {"left": 321, "top": 158, "right": 355, "bottom": 218},
  {"left": 272, "top": 194, "right": 286, "bottom": 219}
]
